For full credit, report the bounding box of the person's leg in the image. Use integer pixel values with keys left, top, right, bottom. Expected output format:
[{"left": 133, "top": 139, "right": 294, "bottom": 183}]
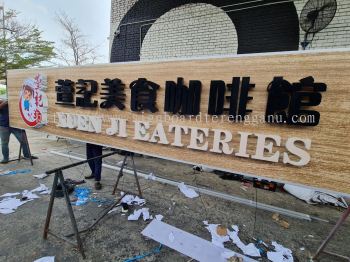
[
  {"left": 93, "top": 144, "right": 103, "bottom": 182},
  {"left": 0, "top": 126, "right": 10, "bottom": 162},
  {"left": 85, "top": 143, "right": 95, "bottom": 179},
  {"left": 11, "top": 128, "right": 30, "bottom": 158}
]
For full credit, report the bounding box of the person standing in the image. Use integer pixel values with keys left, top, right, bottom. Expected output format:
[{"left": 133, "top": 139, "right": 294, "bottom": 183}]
[
  {"left": 85, "top": 143, "right": 103, "bottom": 190},
  {"left": 0, "top": 97, "right": 33, "bottom": 163}
]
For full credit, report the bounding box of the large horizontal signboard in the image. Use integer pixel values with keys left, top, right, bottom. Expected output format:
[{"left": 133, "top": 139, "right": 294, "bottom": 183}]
[{"left": 7, "top": 51, "right": 350, "bottom": 194}]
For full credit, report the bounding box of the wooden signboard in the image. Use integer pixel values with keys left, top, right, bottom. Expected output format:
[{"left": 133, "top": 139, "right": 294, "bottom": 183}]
[{"left": 7, "top": 50, "right": 350, "bottom": 195}]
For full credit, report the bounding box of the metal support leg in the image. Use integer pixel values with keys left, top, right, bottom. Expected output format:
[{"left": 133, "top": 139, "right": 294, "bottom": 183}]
[
  {"left": 65, "top": 192, "right": 129, "bottom": 238},
  {"left": 112, "top": 154, "right": 128, "bottom": 195},
  {"left": 43, "top": 170, "right": 86, "bottom": 258},
  {"left": 131, "top": 155, "right": 143, "bottom": 198},
  {"left": 112, "top": 154, "right": 143, "bottom": 198},
  {"left": 313, "top": 206, "right": 350, "bottom": 261},
  {"left": 57, "top": 170, "right": 86, "bottom": 258},
  {"left": 43, "top": 172, "right": 59, "bottom": 239}
]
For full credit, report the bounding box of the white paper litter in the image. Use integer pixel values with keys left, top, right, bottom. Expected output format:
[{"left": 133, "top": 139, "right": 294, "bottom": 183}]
[
  {"left": 22, "top": 190, "right": 40, "bottom": 200},
  {"left": 128, "top": 208, "right": 150, "bottom": 221},
  {"left": 0, "top": 184, "right": 50, "bottom": 215},
  {"left": 0, "top": 192, "right": 20, "bottom": 198},
  {"left": 108, "top": 206, "right": 121, "bottom": 214},
  {"left": 0, "top": 197, "right": 32, "bottom": 214},
  {"left": 284, "top": 184, "right": 348, "bottom": 208},
  {"left": 142, "top": 220, "right": 256, "bottom": 262},
  {"left": 145, "top": 172, "right": 156, "bottom": 180},
  {"left": 178, "top": 182, "right": 199, "bottom": 199},
  {"left": 193, "top": 165, "right": 214, "bottom": 172},
  {"left": 155, "top": 214, "right": 164, "bottom": 221},
  {"left": 33, "top": 173, "right": 48, "bottom": 179},
  {"left": 33, "top": 256, "right": 55, "bottom": 262},
  {"left": 267, "top": 241, "right": 293, "bottom": 262},
  {"left": 31, "top": 184, "right": 50, "bottom": 194},
  {"left": 204, "top": 222, "right": 230, "bottom": 248},
  {"left": 228, "top": 226, "right": 261, "bottom": 257},
  {"left": 121, "top": 192, "right": 146, "bottom": 206}
]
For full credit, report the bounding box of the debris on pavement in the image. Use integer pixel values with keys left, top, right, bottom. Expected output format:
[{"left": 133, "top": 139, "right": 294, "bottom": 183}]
[
  {"left": 178, "top": 182, "right": 199, "bottom": 199},
  {"left": 0, "top": 183, "right": 51, "bottom": 214},
  {"left": 0, "top": 197, "right": 33, "bottom": 214},
  {"left": 272, "top": 213, "right": 290, "bottom": 229},
  {"left": 123, "top": 244, "right": 162, "bottom": 262},
  {"left": 240, "top": 182, "right": 252, "bottom": 192},
  {"left": 155, "top": 214, "right": 163, "bottom": 221},
  {"left": 228, "top": 226, "right": 261, "bottom": 257},
  {"left": 145, "top": 172, "right": 156, "bottom": 180},
  {"left": 204, "top": 221, "right": 260, "bottom": 257},
  {"left": 192, "top": 165, "right": 214, "bottom": 172},
  {"left": 267, "top": 241, "right": 294, "bottom": 262},
  {"left": 226, "top": 255, "right": 243, "bottom": 262},
  {"left": 142, "top": 220, "right": 256, "bottom": 262},
  {"left": 0, "top": 192, "right": 20, "bottom": 198},
  {"left": 217, "top": 225, "right": 229, "bottom": 236},
  {"left": 283, "top": 184, "right": 348, "bottom": 208},
  {"left": 22, "top": 190, "right": 40, "bottom": 200},
  {"left": 128, "top": 208, "right": 150, "bottom": 221},
  {"left": 31, "top": 183, "right": 51, "bottom": 195},
  {"left": 203, "top": 221, "right": 230, "bottom": 248},
  {"left": 121, "top": 203, "right": 129, "bottom": 213},
  {"left": 73, "top": 187, "right": 91, "bottom": 206},
  {"left": 120, "top": 192, "right": 146, "bottom": 206},
  {"left": 108, "top": 206, "right": 122, "bottom": 214},
  {"left": 0, "top": 169, "right": 32, "bottom": 176},
  {"left": 33, "top": 173, "right": 49, "bottom": 179},
  {"left": 33, "top": 256, "right": 55, "bottom": 262}
]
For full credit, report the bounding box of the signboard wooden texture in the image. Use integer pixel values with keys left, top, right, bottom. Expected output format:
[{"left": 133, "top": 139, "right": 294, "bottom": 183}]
[{"left": 7, "top": 51, "right": 350, "bottom": 194}]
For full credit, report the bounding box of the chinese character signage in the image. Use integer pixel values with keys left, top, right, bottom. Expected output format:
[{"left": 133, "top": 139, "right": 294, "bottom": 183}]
[{"left": 7, "top": 51, "right": 350, "bottom": 195}]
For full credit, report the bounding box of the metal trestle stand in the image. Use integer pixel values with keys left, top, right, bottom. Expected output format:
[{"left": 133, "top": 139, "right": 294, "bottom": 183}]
[
  {"left": 313, "top": 206, "right": 350, "bottom": 261},
  {"left": 112, "top": 152, "right": 143, "bottom": 198},
  {"left": 43, "top": 152, "right": 130, "bottom": 259}
]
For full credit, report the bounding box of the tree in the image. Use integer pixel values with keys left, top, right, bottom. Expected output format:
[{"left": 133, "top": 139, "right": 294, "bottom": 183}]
[
  {"left": 55, "top": 11, "right": 100, "bottom": 66},
  {"left": 0, "top": 9, "right": 55, "bottom": 80}
]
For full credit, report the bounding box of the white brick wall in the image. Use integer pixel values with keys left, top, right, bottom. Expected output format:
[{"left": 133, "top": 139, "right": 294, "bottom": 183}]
[
  {"left": 110, "top": 0, "right": 350, "bottom": 60},
  {"left": 294, "top": 0, "right": 350, "bottom": 50},
  {"left": 109, "top": 0, "right": 138, "bottom": 53},
  {"left": 140, "top": 3, "right": 238, "bottom": 60}
]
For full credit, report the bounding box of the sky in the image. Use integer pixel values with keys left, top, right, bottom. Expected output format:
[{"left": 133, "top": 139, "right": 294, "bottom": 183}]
[{"left": 3, "top": 0, "right": 111, "bottom": 63}]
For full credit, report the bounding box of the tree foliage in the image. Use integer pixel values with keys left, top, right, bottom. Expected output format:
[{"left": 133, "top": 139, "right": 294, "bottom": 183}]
[
  {"left": 0, "top": 9, "right": 55, "bottom": 80},
  {"left": 55, "top": 11, "right": 100, "bottom": 66}
]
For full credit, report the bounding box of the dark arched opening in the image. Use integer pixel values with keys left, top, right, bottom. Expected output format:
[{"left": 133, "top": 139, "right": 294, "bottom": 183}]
[{"left": 110, "top": 0, "right": 299, "bottom": 62}]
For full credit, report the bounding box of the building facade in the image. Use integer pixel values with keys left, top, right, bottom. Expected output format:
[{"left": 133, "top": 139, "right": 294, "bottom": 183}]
[{"left": 109, "top": 0, "right": 350, "bottom": 62}]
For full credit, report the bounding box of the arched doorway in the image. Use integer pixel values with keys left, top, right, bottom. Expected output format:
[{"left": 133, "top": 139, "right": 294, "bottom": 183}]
[
  {"left": 140, "top": 3, "right": 238, "bottom": 60},
  {"left": 110, "top": 0, "right": 299, "bottom": 62}
]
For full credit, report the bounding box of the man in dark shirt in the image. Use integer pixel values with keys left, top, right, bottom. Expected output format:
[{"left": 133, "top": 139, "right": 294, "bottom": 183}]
[{"left": 0, "top": 98, "right": 32, "bottom": 163}]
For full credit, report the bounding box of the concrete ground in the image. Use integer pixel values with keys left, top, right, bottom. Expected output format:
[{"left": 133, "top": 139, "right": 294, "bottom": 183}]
[{"left": 0, "top": 130, "right": 349, "bottom": 262}]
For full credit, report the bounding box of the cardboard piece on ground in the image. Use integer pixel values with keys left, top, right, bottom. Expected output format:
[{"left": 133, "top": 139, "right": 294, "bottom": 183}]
[{"left": 141, "top": 220, "right": 257, "bottom": 262}]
